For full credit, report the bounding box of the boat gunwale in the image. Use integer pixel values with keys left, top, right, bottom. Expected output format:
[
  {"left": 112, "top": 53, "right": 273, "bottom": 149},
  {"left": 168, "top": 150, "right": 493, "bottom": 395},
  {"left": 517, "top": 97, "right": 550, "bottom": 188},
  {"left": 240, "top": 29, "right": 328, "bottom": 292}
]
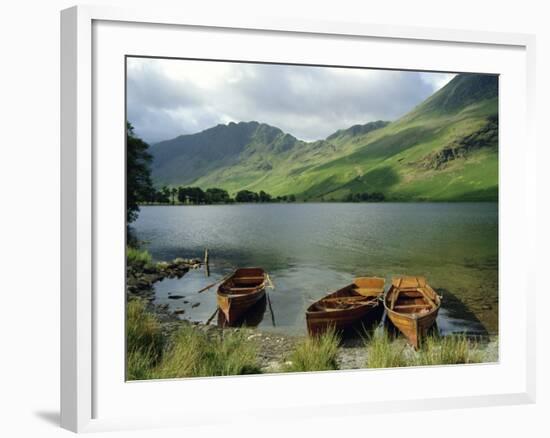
[
  {"left": 306, "top": 279, "right": 385, "bottom": 316},
  {"left": 383, "top": 283, "right": 440, "bottom": 320},
  {"left": 217, "top": 268, "right": 267, "bottom": 298}
]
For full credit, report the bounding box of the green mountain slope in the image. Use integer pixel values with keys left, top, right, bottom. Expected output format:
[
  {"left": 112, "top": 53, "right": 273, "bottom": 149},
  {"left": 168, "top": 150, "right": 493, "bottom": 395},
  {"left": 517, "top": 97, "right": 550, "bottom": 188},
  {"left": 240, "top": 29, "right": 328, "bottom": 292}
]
[
  {"left": 151, "top": 121, "right": 301, "bottom": 185},
  {"left": 150, "top": 73, "right": 498, "bottom": 201}
]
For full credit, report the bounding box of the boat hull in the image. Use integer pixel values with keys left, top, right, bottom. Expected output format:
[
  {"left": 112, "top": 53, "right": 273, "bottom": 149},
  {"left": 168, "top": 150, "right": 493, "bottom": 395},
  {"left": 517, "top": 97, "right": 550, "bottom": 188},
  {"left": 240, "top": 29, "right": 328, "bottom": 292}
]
[
  {"left": 306, "top": 303, "right": 383, "bottom": 336},
  {"left": 306, "top": 277, "right": 385, "bottom": 336},
  {"left": 217, "top": 268, "right": 267, "bottom": 326},
  {"left": 384, "top": 277, "right": 441, "bottom": 349}
]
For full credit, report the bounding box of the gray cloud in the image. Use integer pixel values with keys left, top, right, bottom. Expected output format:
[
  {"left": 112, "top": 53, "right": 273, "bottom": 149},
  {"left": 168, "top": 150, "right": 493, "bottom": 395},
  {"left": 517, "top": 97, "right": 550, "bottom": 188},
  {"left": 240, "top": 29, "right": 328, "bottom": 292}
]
[{"left": 126, "top": 58, "right": 454, "bottom": 144}]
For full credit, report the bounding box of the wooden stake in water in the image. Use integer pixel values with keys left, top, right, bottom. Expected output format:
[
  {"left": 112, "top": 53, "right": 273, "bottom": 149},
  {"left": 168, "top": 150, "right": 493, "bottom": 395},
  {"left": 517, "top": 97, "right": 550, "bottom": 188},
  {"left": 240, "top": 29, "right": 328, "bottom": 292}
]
[
  {"left": 265, "top": 274, "right": 276, "bottom": 327},
  {"left": 204, "top": 248, "right": 210, "bottom": 277},
  {"left": 266, "top": 292, "right": 276, "bottom": 327}
]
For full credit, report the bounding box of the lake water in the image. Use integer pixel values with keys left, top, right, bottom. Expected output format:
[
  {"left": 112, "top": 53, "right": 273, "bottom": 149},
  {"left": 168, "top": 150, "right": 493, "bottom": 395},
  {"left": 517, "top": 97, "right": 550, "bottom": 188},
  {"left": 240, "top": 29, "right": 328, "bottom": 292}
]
[{"left": 132, "top": 203, "right": 498, "bottom": 336}]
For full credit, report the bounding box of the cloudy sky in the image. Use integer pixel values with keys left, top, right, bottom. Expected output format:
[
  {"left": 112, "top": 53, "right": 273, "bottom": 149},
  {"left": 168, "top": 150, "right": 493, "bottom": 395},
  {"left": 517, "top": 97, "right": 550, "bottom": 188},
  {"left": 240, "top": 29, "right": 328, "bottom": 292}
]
[{"left": 127, "top": 57, "right": 455, "bottom": 144}]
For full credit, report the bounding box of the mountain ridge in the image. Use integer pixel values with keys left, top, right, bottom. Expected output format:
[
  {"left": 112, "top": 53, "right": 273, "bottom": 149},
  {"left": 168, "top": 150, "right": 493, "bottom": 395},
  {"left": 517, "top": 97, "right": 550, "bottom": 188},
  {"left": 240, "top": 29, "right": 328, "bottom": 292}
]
[{"left": 148, "top": 73, "right": 498, "bottom": 201}]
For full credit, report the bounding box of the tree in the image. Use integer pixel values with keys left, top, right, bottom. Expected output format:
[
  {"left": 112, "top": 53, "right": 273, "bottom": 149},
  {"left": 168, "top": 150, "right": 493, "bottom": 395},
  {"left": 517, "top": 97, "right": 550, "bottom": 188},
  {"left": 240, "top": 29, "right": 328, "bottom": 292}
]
[
  {"left": 235, "top": 190, "right": 259, "bottom": 203},
  {"left": 288, "top": 194, "right": 296, "bottom": 202},
  {"left": 205, "top": 188, "right": 231, "bottom": 204},
  {"left": 360, "top": 192, "right": 370, "bottom": 201},
  {"left": 161, "top": 186, "right": 171, "bottom": 204},
  {"left": 170, "top": 187, "right": 178, "bottom": 205},
  {"left": 177, "top": 186, "right": 189, "bottom": 204},
  {"left": 126, "top": 122, "right": 153, "bottom": 222},
  {"left": 189, "top": 187, "right": 206, "bottom": 204},
  {"left": 343, "top": 191, "right": 385, "bottom": 202},
  {"left": 259, "top": 190, "right": 272, "bottom": 203}
]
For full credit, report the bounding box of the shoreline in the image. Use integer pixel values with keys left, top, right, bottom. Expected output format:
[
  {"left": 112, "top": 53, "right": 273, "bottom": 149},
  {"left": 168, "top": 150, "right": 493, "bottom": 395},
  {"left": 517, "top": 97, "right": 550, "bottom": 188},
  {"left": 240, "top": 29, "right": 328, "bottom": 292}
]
[
  {"left": 126, "top": 256, "right": 202, "bottom": 301},
  {"left": 153, "top": 311, "right": 499, "bottom": 373},
  {"left": 142, "top": 296, "right": 499, "bottom": 374},
  {"left": 127, "top": 255, "right": 499, "bottom": 375},
  {"left": 137, "top": 200, "right": 498, "bottom": 207}
]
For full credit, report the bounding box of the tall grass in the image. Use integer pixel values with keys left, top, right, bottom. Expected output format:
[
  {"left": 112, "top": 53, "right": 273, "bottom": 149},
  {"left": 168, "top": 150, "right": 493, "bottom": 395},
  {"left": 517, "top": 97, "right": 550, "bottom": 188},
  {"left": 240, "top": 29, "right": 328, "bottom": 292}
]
[
  {"left": 365, "top": 331, "right": 408, "bottom": 369},
  {"left": 126, "top": 299, "right": 164, "bottom": 380},
  {"left": 153, "top": 326, "right": 261, "bottom": 379},
  {"left": 127, "top": 246, "right": 152, "bottom": 268},
  {"left": 284, "top": 328, "right": 340, "bottom": 372},
  {"left": 126, "top": 300, "right": 261, "bottom": 380},
  {"left": 414, "top": 334, "right": 485, "bottom": 366},
  {"left": 365, "top": 330, "right": 487, "bottom": 369}
]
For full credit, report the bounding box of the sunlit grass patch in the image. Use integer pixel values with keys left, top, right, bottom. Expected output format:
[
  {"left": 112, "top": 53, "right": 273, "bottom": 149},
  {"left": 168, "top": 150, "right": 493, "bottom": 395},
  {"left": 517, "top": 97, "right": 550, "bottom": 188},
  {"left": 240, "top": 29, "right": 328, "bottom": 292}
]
[
  {"left": 284, "top": 327, "right": 340, "bottom": 372},
  {"left": 365, "top": 330, "right": 409, "bottom": 369},
  {"left": 126, "top": 300, "right": 262, "bottom": 380},
  {"left": 414, "top": 334, "right": 486, "bottom": 366},
  {"left": 126, "top": 246, "right": 152, "bottom": 268},
  {"left": 364, "top": 329, "right": 488, "bottom": 369},
  {"left": 126, "top": 299, "right": 164, "bottom": 380},
  {"left": 153, "top": 326, "right": 261, "bottom": 379}
]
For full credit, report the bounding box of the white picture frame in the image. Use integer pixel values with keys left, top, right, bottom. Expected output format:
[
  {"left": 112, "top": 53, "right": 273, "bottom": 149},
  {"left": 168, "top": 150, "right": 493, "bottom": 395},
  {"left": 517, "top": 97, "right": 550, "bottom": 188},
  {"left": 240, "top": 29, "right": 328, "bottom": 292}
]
[{"left": 60, "top": 4, "right": 536, "bottom": 433}]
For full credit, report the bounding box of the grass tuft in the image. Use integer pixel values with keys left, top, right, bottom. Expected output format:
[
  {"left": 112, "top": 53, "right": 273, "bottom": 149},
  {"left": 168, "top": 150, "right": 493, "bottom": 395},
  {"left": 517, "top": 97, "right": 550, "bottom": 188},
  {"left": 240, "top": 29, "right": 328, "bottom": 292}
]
[
  {"left": 126, "top": 299, "right": 164, "bottom": 380},
  {"left": 365, "top": 330, "right": 409, "bottom": 368},
  {"left": 127, "top": 246, "right": 152, "bottom": 269},
  {"left": 153, "top": 326, "right": 261, "bottom": 379},
  {"left": 284, "top": 327, "right": 340, "bottom": 372},
  {"left": 365, "top": 330, "right": 488, "bottom": 369},
  {"left": 414, "top": 334, "right": 485, "bottom": 366},
  {"left": 202, "top": 330, "right": 262, "bottom": 376},
  {"left": 126, "top": 301, "right": 261, "bottom": 380},
  {"left": 127, "top": 347, "right": 157, "bottom": 381},
  {"left": 151, "top": 325, "right": 204, "bottom": 378}
]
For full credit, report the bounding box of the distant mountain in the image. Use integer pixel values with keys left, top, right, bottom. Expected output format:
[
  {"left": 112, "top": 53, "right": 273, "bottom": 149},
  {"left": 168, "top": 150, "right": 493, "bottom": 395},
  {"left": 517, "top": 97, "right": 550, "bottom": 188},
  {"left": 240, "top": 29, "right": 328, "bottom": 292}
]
[
  {"left": 411, "top": 73, "right": 498, "bottom": 115},
  {"left": 151, "top": 121, "right": 299, "bottom": 185},
  {"left": 326, "top": 120, "right": 390, "bottom": 141},
  {"left": 149, "top": 73, "right": 498, "bottom": 201}
]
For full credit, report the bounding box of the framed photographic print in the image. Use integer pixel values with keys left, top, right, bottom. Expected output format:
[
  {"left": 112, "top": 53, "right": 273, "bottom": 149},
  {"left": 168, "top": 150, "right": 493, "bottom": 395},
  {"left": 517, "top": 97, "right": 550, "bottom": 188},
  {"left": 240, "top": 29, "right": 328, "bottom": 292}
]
[{"left": 61, "top": 5, "right": 536, "bottom": 433}]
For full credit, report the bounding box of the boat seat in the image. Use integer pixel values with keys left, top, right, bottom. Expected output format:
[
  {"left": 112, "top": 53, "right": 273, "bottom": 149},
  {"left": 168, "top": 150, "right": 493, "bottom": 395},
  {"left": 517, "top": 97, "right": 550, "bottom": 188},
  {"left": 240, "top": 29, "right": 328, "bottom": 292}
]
[
  {"left": 355, "top": 287, "right": 383, "bottom": 297},
  {"left": 393, "top": 304, "right": 432, "bottom": 310},
  {"left": 323, "top": 296, "right": 372, "bottom": 302}
]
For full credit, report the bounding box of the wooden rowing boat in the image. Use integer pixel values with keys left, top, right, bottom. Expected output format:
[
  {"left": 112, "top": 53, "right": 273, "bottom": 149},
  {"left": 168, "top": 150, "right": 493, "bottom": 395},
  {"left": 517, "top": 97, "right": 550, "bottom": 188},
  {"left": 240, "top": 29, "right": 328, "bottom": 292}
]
[
  {"left": 384, "top": 276, "right": 441, "bottom": 349},
  {"left": 217, "top": 295, "right": 267, "bottom": 328},
  {"left": 217, "top": 268, "right": 267, "bottom": 325},
  {"left": 306, "top": 277, "right": 385, "bottom": 336}
]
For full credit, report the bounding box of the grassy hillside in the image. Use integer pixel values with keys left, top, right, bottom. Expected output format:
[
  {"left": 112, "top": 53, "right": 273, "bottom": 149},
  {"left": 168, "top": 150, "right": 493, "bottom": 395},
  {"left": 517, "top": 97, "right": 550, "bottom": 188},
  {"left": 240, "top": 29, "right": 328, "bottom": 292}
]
[{"left": 150, "top": 73, "right": 498, "bottom": 201}]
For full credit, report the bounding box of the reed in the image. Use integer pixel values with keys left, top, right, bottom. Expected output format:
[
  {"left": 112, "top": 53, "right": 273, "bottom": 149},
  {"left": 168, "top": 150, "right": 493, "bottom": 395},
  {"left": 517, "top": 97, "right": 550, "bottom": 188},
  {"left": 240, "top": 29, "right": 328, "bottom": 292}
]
[{"left": 284, "top": 327, "right": 340, "bottom": 372}]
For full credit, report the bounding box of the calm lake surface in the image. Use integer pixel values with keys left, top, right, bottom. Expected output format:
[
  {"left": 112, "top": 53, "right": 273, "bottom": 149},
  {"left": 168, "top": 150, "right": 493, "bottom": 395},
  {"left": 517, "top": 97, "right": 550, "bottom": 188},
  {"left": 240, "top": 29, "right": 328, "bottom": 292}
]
[{"left": 133, "top": 203, "right": 498, "bottom": 336}]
